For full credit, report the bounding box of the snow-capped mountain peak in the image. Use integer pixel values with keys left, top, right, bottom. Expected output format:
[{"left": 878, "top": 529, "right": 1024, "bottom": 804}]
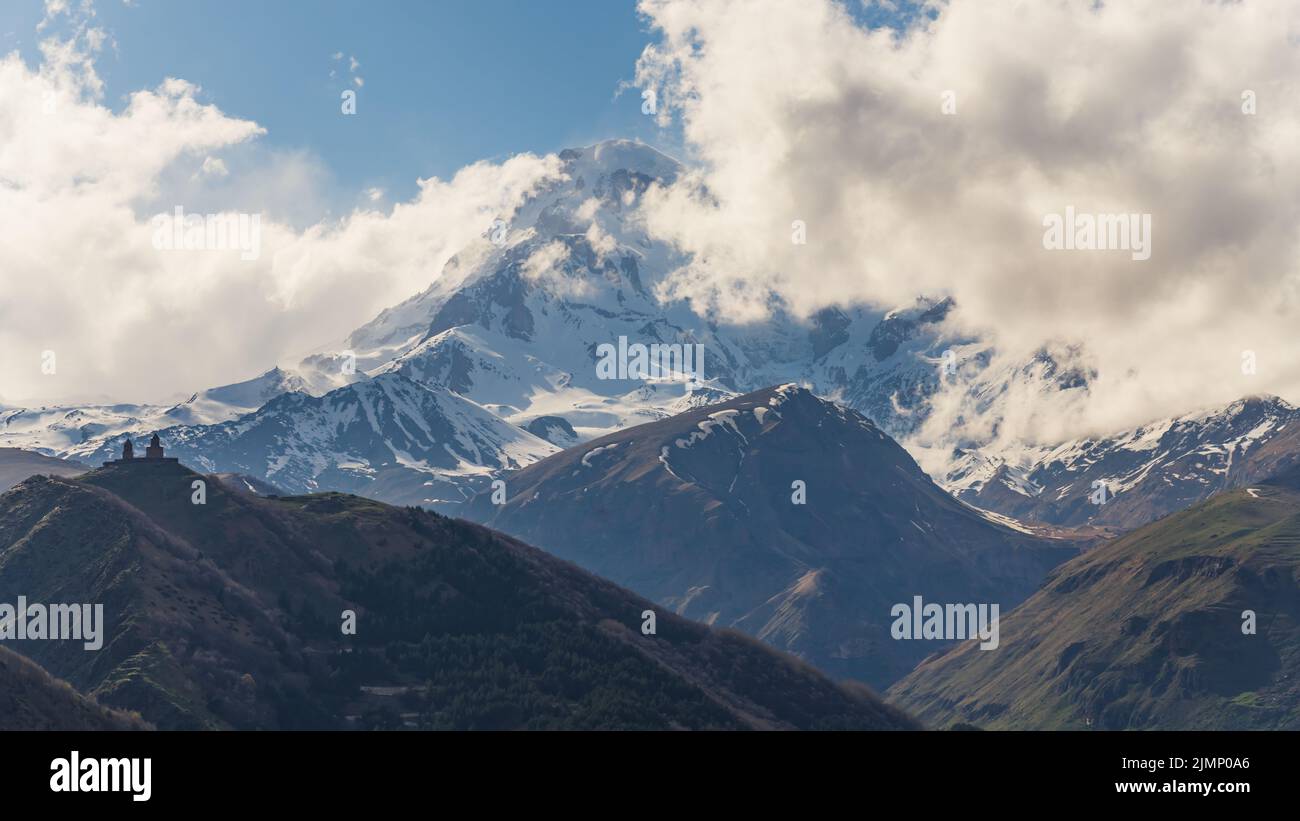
[
  {"left": 8, "top": 139, "right": 1138, "bottom": 516},
  {"left": 945, "top": 393, "right": 1300, "bottom": 531}
]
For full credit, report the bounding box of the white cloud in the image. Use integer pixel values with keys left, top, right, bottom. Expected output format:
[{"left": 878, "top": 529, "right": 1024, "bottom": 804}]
[
  {"left": 196, "top": 155, "right": 229, "bottom": 178},
  {"left": 348, "top": 55, "right": 363, "bottom": 88},
  {"left": 10, "top": 0, "right": 1300, "bottom": 458},
  {"left": 585, "top": 221, "right": 618, "bottom": 262},
  {"left": 521, "top": 240, "right": 592, "bottom": 299},
  {"left": 38, "top": 1, "right": 75, "bottom": 32},
  {"left": 0, "top": 24, "right": 563, "bottom": 404},
  {"left": 632, "top": 0, "right": 1300, "bottom": 442}
]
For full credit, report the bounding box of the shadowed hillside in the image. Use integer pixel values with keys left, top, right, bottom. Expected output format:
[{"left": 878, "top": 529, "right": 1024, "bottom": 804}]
[
  {"left": 467, "top": 385, "right": 1078, "bottom": 689},
  {"left": 0, "top": 645, "right": 148, "bottom": 730},
  {"left": 0, "top": 459, "right": 916, "bottom": 730},
  {"left": 0, "top": 448, "right": 86, "bottom": 493}
]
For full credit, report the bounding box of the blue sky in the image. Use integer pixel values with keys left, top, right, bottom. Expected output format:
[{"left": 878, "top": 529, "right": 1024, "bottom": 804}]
[
  {"left": 0, "top": 1, "right": 925, "bottom": 205},
  {"left": 1, "top": 0, "right": 673, "bottom": 202}
]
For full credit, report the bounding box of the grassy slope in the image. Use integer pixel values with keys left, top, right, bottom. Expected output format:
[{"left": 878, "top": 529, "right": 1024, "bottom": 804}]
[{"left": 888, "top": 472, "right": 1300, "bottom": 730}]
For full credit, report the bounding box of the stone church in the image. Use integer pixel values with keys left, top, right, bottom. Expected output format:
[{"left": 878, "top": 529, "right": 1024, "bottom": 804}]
[{"left": 103, "top": 433, "right": 179, "bottom": 466}]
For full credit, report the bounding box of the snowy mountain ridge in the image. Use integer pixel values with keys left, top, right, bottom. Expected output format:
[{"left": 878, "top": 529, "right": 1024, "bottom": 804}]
[
  {"left": 945, "top": 394, "right": 1300, "bottom": 530},
  {"left": 11, "top": 138, "right": 1275, "bottom": 522}
]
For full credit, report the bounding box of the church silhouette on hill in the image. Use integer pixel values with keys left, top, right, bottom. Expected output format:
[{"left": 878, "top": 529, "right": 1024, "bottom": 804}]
[{"left": 104, "top": 433, "right": 179, "bottom": 466}]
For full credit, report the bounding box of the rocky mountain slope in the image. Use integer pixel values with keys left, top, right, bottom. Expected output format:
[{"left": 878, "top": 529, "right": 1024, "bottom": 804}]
[
  {"left": 466, "top": 384, "right": 1078, "bottom": 688},
  {"left": 0, "top": 367, "right": 308, "bottom": 455}
]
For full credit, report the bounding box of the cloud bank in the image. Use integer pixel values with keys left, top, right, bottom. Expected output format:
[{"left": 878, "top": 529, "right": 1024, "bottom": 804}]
[
  {"left": 632, "top": 0, "right": 1300, "bottom": 444},
  {"left": 0, "top": 8, "right": 562, "bottom": 404},
  {"left": 6, "top": 0, "right": 1300, "bottom": 456}
]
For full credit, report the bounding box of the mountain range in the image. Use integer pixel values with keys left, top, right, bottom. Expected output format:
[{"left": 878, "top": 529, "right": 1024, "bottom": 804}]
[
  {"left": 11, "top": 139, "right": 1274, "bottom": 536},
  {"left": 0, "top": 141, "right": 1000, "bottom": 511},
  {"left": 4, "top": 138, "right": 1299, "bottom": 731},
  {"left": 0, "top": 459, "right": 916, "bottom": 730},
  {"left": 945, "top": 395, "right": 1300, "bottom": 533},
  {"left": 467, "top": 384, "right": 1078, "bottom": 688}
]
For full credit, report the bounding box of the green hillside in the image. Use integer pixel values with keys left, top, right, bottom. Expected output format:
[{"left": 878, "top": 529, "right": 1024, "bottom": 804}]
[{"left": 889, "top": 468, "right": 1300, "bottom": 730}]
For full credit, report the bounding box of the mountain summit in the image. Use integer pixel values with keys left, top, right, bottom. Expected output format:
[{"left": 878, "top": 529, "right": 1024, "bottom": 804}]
[
  {"left": 468, "top": 384, "right": 1077, "bottom": 688},
  {"left": 8, "top": 140, "right": 1124, "bottom": 526},
  {"left": 6, "top": 141, "right": 983, "bottom": 510}
]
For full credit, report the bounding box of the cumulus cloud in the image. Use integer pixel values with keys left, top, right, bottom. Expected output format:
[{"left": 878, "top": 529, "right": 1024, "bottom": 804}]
[
  {"left": 632, "top": 0, "right": 1300, "bottom": 443},
  {"left": 9, "top": 0, "right": 1300, "bottom": 459},
  {"left": 0, "top": 19, "right": 562, "bottom": 404}
]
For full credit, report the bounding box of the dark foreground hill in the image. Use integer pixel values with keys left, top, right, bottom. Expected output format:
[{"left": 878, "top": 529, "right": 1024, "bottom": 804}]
[
  {"left": 0, "top": 645, "right": 147, "bottom": 730},
  {"left": 467, "top": 385, "right": 1078, "bottom": 689},
  {"left": 0, "top": 459, "right": 916, "bottom": 730},
  {"left": 889, "top": 467, "right": 1300, "bottom": 730}
]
